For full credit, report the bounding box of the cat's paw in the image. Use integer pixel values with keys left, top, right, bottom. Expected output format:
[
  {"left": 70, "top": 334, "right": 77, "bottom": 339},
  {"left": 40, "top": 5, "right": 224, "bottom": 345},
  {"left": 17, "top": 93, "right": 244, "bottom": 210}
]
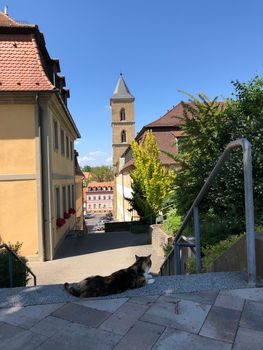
[
  {"left": 147, "top": 274, "right": 153, "bottom": 279},
  {"left": 147, "top": 278, "right": 155, "bottom": 284}
]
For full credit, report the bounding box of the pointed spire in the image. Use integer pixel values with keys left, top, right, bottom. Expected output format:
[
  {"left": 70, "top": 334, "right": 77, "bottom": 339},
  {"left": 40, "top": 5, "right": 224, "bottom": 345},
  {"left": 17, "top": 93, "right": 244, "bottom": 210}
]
[{"left": 110, "top": 74, "right": 134, "bottom": 102}]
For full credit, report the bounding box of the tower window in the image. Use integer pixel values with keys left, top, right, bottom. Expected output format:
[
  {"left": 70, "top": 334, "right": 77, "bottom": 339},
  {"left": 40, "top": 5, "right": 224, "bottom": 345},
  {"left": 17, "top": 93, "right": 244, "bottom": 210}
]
[
  {"left": 120, "top": 108, "right": 126, "bottom": 121},
  {"left": 121, "top": 130, "right": 127, "bottom": 143}
]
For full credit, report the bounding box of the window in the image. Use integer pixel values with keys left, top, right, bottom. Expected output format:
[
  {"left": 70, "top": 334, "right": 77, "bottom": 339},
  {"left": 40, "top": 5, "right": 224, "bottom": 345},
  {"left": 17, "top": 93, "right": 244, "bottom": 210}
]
[
  {"left": 66, "top": 136, "right": 69, "bottom": 158},
  {"left": 88, "top": 196, "right": 91, "bottom": 200},
  {"left": 70, "top": 141, "right": 73, "bottom": 160},
  {"left": 103, "top": 204, "right": 106, "bottom": 208},
  {"left": 61, "top": 129, "right": 65, "bottom": 155},
  {"left": 121, "top": 130, "right": 126, "bottom": 143},
  {"left": 94, "top": 204, "right": 96, "bottom": 209},
  {"left": 93, "top": 196, "right": 96, "bottom": 200},
  {"left": 98, "top": 196, "right": 101, "bottom": 200},
  {"left": 120, "top": 108, "right": 125, "bottom": 121},
  {"left": 108, "top": 195, "right": 111, "bottom": 200},
  {"left": 103, "top": 196, "right": 106, "bottom": 200},
  {"left": 108, "top": 187, "right": 111, "bottom": 191},
  {"left": 103, "top": 187, "right": 106, "bottom": 190},
  {"left": 68, "top": 185, "right": 71, "bottom": 209},
  {"left": 62, "top": 186, "right": 66, "bottom": 214},
  {"left": 55, "top": 187, "right": 60, "bottom": 219},
  {"left": 53, "top": 120, "right": 59, "bottom": 150}
]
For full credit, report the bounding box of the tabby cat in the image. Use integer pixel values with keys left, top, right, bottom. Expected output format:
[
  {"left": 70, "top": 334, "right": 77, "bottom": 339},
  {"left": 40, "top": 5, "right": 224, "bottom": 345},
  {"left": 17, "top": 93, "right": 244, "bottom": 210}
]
[{"left": 64, "top": 255, "right": 154, "bottom": 298}]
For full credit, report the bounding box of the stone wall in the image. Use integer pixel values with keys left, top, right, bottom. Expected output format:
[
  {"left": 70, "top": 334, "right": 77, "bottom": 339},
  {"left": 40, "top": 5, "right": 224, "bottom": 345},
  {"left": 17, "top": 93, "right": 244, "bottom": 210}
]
[{"left": 150, "top": 224, "right": 173, "bottom": 257}]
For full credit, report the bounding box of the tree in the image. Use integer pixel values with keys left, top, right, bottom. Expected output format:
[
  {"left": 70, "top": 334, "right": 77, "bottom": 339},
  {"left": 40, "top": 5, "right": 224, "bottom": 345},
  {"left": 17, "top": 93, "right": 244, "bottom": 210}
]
[
  {"left": 81, "top": 165, "right": 113, "bottom": 183},
  {"left": 171, "top": 76, "right": 263, "bottom": 229},
  {"left": 127, "top": 131, "right": 176, "bottom": 223},
  {"left": 82, "top": 165, "right": 92, "bottom": 172}
]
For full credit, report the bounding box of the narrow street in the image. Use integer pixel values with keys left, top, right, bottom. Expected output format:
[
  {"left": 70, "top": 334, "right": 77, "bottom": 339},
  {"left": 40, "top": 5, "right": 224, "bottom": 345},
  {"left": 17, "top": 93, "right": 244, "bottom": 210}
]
[{"left": 28, "top": 225, "right": 164, "bottom": 286}]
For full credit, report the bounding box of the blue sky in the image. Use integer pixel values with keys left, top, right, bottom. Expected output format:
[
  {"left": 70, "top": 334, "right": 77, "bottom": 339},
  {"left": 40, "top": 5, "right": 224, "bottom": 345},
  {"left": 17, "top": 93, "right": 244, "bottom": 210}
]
[{"left": 6, "top": 0, "right": 263, "bottom": 166}]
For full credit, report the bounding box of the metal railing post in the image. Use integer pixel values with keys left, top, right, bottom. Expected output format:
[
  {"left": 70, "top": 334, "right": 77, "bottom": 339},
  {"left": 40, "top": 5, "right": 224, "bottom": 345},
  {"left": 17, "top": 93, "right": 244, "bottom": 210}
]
[
  {"left": 194, "top": 206, "right": 202, "bottom": 273},
  {"left": 243, "top": 140, "right": 256, "bottom": 285},
  {"left": 8, "top": 250, "right": 13, "bottom": 288},
  {"left": 174, "top": 243, "right": 181, "bottom": 274}
]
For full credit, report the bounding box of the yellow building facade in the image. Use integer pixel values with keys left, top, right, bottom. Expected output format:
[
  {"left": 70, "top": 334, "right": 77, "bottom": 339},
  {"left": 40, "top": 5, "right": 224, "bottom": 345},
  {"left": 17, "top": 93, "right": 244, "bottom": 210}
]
[{"left": 0, "top": 12, "right": 81, "bottom": 260}]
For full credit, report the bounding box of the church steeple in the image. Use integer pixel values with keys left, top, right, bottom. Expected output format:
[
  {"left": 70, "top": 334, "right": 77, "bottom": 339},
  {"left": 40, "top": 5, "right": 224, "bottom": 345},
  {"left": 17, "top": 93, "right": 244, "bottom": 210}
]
[
  {"left": 111, "top": 74, "right": 134, "bottom": 101},
  {"left": 110, "top": 74, "right": 135, "bottom": 173}
]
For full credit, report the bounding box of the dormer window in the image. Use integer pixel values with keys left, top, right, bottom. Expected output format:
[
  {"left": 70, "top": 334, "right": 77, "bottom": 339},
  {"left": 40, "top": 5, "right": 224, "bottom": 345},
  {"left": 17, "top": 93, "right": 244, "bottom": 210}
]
[
  {"left": 120, "top": 108, "right": 125, "bottom": 121},
  {"left": 121, "top": 130, "right": 126, "bottom": 143}
]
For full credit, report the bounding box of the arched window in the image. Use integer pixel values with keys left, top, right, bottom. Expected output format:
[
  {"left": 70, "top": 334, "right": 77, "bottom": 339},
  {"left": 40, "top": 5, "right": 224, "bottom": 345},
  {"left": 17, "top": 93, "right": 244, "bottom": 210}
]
[
  {"left": 120, "top": 108, "right": 125, "bottom": 121},
  {"left": 121, "top": 130, "right": 126, "bottom": 143}
]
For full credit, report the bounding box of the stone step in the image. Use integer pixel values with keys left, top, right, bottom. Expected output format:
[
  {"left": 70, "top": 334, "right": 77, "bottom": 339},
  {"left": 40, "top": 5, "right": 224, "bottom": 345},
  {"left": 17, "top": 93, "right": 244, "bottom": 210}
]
[{"left": 0, "top": 272, "right": 250, "bottom": 308}]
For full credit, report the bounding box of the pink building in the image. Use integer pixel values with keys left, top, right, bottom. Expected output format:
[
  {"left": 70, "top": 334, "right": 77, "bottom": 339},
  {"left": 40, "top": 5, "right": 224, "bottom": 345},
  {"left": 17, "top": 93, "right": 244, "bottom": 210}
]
[{"left": 83, "top": 181, "right": 113, "bottom": 214}]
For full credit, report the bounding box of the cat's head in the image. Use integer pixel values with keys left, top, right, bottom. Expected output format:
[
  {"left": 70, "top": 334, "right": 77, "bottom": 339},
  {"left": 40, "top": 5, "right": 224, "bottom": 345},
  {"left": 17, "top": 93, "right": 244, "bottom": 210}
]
[{"left": 135, "top": 254, "right": 152, "bottom": 272}]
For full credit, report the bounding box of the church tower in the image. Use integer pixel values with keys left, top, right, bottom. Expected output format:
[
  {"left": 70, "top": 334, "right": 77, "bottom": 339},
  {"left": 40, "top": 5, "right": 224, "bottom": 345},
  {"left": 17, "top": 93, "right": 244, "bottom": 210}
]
[{"left": 110, "top": 74, "right": 135, "bottom": 173}]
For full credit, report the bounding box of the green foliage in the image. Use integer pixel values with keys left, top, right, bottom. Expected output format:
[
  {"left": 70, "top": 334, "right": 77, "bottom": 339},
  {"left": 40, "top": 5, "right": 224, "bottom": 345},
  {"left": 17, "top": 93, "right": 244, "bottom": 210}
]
[
  {"left": 163, "top": 242, "right": 173, "bottom": 257},
  {"left": 82, "top": 165, "right": 92, "bottom": 172},
  {"left": 187, "top": 234, "right": 244, "bottom": 273},
  {"left": 0, "top": 242, "right": 29, "bottom": 287},
  {"left": 163, "top": 209, "right": 182, "bottom": 236},
  {"left": 82, "top": 165, "right": 113, "bottom": 184},
  {"left": 127, "top": 131, "right": 176, "bottom": 223},
  {"left": 171, "top": 76, "right": 263, "bottom": 232}
]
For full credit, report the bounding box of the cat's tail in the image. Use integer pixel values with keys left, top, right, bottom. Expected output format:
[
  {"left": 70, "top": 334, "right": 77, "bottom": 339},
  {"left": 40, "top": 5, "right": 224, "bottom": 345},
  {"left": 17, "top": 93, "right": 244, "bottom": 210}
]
[{"left": 64, "top": 282, "right": 81, "bottom": 297}]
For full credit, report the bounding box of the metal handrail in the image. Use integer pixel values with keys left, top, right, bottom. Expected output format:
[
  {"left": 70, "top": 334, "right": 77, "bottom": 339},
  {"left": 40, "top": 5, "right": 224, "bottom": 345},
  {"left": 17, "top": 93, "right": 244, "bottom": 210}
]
[
  {"left": 0, "top": 243, "right": 37, "bottom": 287},
  {"left": 160, "top": 138, "right": 256, "bottom": 285}
]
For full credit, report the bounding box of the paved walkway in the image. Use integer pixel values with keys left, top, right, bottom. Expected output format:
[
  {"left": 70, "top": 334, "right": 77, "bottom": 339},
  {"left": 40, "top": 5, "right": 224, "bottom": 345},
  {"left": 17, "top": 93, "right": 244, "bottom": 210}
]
[
  {"left": 0, "top": 281, "right": 263, "bottom": 349},
  {"left": 28, "top": 231, "right": 164, "bottom": 285}
]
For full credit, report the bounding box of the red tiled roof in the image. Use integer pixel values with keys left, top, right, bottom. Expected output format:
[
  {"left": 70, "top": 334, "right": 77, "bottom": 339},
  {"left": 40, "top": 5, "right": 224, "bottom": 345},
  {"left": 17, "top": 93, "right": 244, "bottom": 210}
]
[
  {"left": 0, "top": 33, "right": 54, "bottom": 90},
  {"left": 0, "top": 12, "right": 28, "bottom": 27},
  {"left": 145, "top": 102, "right": 190, "bottom": 128},
  {"left": 83, "top": 181, "right": 114, "bottom": 192}
]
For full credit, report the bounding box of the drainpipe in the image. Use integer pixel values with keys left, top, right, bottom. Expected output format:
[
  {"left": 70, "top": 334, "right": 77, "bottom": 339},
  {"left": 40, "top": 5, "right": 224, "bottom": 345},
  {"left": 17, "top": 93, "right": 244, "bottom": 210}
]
[{"left": 35, "top": 94, "right": 45, "bottom": 260}]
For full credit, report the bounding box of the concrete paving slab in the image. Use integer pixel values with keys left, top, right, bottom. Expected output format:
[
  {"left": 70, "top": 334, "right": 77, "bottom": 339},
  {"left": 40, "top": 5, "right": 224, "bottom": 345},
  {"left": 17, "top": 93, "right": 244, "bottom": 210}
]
[
  {"left": 74, "top": 297, "right": 128, "bottom": 312},
  {"left": 233, "top": 326, "right": 263, "bottom": 349},
  {"left": 215, "top": 291, "right": 245, "bottom": 311},
  {"left": 0, "top": 322, "right": 46, "bottom": 350},
  {"left": 172, "top": 290, "right": 219, "bottom": 305},
  {"left": 129, "top": 295, "right": 159, "bottom": 305},
  {"left": 114, "top": 320, "right": 165, "bottom": 350},
  {"left": 240, "top": 300, "right": 263, "bottom": 332},
  {"left": 200, "top": 305, "right": 241, "bottom": 343},
  {"left": 30, "top": 315, "right": 71, "bottom": 337},
  {"left": 141, "top": 295, "right": 211, "bottom": 334},
  {"left": 51, "top": 302, "right": 111, "bottom": 327},
  {"left": 153, "top": 328, "right": 232, "bottom": 350},
  {"left": 37, "top": 322, "right": 122, "bottom": 350},
  {"left": 100, "top": 302, "right": 149, "bottom": 335},
  {"left": 0, "top": 303, "right": 63, "bottom": 329},
  {"left": 219, "top": 287, "right": 263, "bottom": 303}
]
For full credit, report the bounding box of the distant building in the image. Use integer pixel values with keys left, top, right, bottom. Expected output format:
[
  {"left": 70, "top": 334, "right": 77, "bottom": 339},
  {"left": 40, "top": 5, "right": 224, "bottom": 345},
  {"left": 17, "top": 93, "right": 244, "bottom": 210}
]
[
  {"left": 0, "top": 11, "right": 81, "bottom": 260},
  {"left": 83, "top": 181, "right": 114, "bottom": 214}
]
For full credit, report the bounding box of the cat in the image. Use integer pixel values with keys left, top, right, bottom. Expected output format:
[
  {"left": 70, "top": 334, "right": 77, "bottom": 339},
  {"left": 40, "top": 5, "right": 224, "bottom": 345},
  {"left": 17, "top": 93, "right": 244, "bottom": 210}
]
[{"left": 64, "top": 254, "right": 155, "bottom": 298}]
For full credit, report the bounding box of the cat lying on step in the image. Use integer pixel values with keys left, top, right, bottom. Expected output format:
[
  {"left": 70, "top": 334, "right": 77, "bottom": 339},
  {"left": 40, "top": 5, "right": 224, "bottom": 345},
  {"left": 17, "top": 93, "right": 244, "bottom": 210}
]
[{"left": 64, "top": 255, "right": 155, "bottom": 298}]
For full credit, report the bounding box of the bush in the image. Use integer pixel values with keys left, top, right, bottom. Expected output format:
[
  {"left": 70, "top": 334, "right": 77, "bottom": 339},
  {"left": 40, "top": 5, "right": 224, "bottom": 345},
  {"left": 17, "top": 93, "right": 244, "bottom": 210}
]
[
  {"left": 187, "top": 234, "right": 244, "bottom": 273},
  {"left": 0, "top": 242, "right": 30, "bottom": 288},
  {"left": 163, "top": 209, "right": 182, "bottom": 236}
]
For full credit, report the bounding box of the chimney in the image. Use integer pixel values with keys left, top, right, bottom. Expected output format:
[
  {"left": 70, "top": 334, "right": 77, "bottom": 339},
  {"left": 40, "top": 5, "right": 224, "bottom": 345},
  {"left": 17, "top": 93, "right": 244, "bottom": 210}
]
[{"left": 4, "top": 5, "right": 8, "bottom": 15}]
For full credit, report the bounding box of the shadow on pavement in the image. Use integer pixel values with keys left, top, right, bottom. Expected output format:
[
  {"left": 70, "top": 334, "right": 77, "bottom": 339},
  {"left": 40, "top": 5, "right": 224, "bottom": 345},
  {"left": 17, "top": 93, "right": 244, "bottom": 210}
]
[{"left": 54, "top": 231, "right": 151, "bottom": 260}]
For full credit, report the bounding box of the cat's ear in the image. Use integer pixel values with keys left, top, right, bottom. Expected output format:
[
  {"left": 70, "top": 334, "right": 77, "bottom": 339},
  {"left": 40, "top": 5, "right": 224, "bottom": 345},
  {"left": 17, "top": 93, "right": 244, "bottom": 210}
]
[
  {"left": 135, "top": 255, "right": 139, "bottom": 261},
  {"left": 147, "top": 254, "right": 151, "bottom": 259}
]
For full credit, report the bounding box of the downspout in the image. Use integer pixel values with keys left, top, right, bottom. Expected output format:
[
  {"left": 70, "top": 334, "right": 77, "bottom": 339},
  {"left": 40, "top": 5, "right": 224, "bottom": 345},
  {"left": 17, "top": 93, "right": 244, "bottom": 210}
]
[
  {"left": 122, "top": 173, "right": 125, "bottom": 221},
  {"left": 35, "top": 94, "right": 45, "bottom": 260}
]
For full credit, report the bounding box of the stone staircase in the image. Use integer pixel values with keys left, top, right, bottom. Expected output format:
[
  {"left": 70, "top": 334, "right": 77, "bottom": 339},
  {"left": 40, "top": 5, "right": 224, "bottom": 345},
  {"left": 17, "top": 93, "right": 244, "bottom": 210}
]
[{"left": 0, "top": 272, "right": 250, "bottom": 308}]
